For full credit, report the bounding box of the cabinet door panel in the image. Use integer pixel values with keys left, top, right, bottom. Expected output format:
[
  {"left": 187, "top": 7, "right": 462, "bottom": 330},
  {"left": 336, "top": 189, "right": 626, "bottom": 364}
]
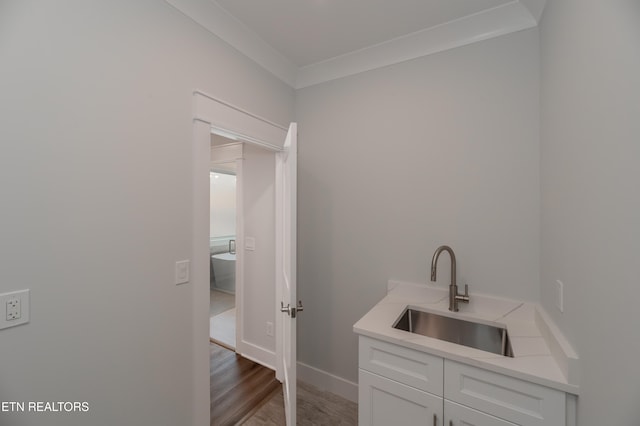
[
  {"left": 445, "top": 400, "right": 518, "bottom": 426},
  {"left": 444, "top": 360, "right": 565, "bottom": 426},
  {"left": 359, "top": 370, "right": 443, "bottom": 426},
  {"left": 360, "top": 336, "right": 443, "bottom": 396}
]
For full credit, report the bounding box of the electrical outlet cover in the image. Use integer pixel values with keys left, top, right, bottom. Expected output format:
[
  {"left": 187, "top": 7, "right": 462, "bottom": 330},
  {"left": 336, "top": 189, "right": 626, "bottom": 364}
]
[
  {"left": 6, "top": 298, "right": 21, "bottom": 320},
  {"left": 0, "top": 289, "right": 30, "bottom": 330},
  {"left": 175, "top": 260, "right": 190, "bottom": 285}
]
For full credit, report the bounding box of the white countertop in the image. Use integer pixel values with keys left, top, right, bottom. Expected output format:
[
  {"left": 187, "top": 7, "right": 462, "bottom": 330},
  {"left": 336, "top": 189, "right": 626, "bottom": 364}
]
[{"left": 353, "top": 280, "right": 579, "bottom": 395}]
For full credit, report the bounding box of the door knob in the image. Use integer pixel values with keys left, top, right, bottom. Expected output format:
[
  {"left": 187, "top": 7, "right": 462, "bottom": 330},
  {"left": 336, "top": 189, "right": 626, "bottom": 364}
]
[{"left": 280, "top": 301, "right": 304, "bottom": 318}]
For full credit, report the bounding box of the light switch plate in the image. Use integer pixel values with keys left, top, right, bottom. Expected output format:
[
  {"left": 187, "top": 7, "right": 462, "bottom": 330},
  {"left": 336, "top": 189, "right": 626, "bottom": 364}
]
[{"left": 0, "top": 289, "right": 30, "bottom": 330}]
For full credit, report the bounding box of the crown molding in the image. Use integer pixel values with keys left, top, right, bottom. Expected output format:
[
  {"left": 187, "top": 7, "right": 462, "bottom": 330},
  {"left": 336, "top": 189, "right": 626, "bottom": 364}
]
[
  {"left": 296, "top": 1, "right": 538, "bottom": 88},
  {"left": 166, "top": 0, "right": 542, "bottom": 90},
  {"left": 519, "top": 0, "right": 547, "bottom": 22}
]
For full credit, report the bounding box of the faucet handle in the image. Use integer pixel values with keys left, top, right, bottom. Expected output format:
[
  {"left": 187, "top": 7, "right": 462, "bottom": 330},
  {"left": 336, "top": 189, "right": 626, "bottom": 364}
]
[{"left": 455, "top": 284, "right": 470, "bottom": 305}]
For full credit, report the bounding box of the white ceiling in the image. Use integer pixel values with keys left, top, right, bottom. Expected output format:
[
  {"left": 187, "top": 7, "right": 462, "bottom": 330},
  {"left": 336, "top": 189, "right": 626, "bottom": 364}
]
[
  {"left": 166, "top": 0, "right": 546, "bottom": 88},
  {"left": 214, "top": 0, "right": 513, "bottom": 67}
]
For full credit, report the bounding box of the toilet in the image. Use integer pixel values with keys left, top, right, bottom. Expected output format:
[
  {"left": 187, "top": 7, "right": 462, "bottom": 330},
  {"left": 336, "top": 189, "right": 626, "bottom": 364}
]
[{"left": 210, "top": 252, "right": 236, "bottom": 294}]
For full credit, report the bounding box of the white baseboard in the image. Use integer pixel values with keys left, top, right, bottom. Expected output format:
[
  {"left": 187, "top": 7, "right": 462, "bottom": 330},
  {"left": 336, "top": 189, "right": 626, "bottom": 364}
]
[
  {"left": 297, "top": 361, "right": 358, "bottom": 403},
  {"left": 237, "top": 340, "right": 276, "bottom": 371}
]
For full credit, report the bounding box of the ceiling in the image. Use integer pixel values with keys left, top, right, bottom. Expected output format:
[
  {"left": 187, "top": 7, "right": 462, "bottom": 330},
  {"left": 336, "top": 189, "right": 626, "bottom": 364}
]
[
  {"left": 166, "top": 0, "right": 546, "bottom": 88},
  {"left": 214, "top": 0, "right": 514, "bottom": 67}
]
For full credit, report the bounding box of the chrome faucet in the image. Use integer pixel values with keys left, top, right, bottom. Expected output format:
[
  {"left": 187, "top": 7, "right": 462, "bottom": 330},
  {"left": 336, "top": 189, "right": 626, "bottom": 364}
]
[{"left": 430, "top": 245, "right": 470, "bottom": 312}]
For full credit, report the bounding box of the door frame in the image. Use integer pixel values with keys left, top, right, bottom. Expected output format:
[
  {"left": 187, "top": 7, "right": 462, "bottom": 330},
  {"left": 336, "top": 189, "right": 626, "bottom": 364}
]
[{"left": 192, "top": 90, "right": 287, "bottom": 426}]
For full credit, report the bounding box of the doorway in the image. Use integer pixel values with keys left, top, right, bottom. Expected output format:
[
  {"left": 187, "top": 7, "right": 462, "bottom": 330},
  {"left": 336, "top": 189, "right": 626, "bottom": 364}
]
[
  {"left": 207, "top": 129, "right": 288, "bottom": 423},
  {"left": 192, "top": 90, "right": 296, "bottom": 425},
  {"left": 209, "top": 168, "right": 237, "bottom": 349}
]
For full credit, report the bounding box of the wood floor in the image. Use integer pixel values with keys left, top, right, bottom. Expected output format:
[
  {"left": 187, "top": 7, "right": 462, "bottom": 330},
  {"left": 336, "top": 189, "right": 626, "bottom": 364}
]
[
  {"left": 210, "top": 342, "right": 281, "bottom": 426},
  {"left": 210, "top": 342, "right": 358, "bottom": 425},
  {"left": 243, "top": 381, "right": 358, "bottom": 425}
]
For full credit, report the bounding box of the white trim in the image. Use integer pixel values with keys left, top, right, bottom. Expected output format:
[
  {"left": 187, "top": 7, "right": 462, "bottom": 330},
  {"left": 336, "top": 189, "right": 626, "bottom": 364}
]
[
  {"left": 196, "top": 90, "right": 287, "bottom": 132},
  {"left": 195, "top": 91, "right": 285, "bottom": 151},
  {"left": 192, "top": 119, "right": 212, "bottom": 426},
  {"left": 167, "top": 1, "right": 542, "bottom": 90},
  {"left": 519, "top": 0, "right": 547, "bottom": 21},
  {"left": 274, "top": 146, "right": 284, "bottom": 383},
  {"left": 566, "top": 393, "right": 577, "bottom": 426},
  {"left": 296, "top": 1, "right": 537, "bottom": 88},
  {"left": 297, "top": 361, "right": 359, "bottom": 403},
  {"left": 210, "top": 142, "right": 243, "bottom": 164},
  {"left": 164, "top": 0, "right": 297, "bottom": 87},
  {"left": 234, "top": 158, "right": 246, "bottom": 357},
  {"left": 238, "top": 340, "right": 277, "bottom": 372}
]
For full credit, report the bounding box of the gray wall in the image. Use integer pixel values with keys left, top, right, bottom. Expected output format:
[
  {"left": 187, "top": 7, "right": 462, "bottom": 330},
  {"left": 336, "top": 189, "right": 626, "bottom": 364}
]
[
  {"left": 296, "top": 28, "right": 541, "bottom": 383},
  {"left": 539, "top": 0, "right": 640, "bottom": 423},
  {"left": 0, "top": 1, "right": 293, "bottom": 425},
  {"left": 4, "top": 1, "right": 637, "bottom": 422}
]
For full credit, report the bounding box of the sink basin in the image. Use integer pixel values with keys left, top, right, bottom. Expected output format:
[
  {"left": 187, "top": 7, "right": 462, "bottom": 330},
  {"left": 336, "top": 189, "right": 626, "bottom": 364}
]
[{"left": 393, "top": 308, "right": 514, "bottom": 357}]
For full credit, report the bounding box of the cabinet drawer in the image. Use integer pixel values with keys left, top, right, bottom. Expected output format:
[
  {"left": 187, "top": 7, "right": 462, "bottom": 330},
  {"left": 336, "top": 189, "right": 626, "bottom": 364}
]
[
  {"left": 444, "top": 360, "right": 565, "bottom": 426},
  {"left": 359, "top": 336, "right": 443, "bottom": 396},
  {"left": 445, "top": 400, "right": 517, "bottom": 426},
  {"left": 359, "top": 369, "right": 443, "bottom": 426}
]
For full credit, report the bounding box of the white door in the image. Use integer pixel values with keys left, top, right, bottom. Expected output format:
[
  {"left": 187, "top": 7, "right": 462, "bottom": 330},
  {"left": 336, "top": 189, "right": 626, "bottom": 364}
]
[{"left": 275, "top": 122, "right": 299, "bottom": 426}]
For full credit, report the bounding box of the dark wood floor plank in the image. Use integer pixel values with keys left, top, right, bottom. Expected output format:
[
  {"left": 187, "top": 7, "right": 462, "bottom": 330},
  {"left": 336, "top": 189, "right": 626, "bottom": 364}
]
[{"left": 210, "top": 342, "right": 280, "bottom": 426}]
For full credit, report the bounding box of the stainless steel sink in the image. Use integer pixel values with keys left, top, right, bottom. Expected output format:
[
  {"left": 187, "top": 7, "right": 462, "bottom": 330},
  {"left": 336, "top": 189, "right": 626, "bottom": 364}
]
[{"left": 393, "top": 308, "right": 514, "bottom": 357}]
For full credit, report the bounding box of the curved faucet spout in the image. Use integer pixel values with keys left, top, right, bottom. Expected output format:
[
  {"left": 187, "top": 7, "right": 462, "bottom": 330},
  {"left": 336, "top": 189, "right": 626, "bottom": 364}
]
[
  {"left": 430, "top": 245, "right": 469, "bottom": 312},
  {"left": 430, "top": 245, "right": 456, "bottom": 286}
]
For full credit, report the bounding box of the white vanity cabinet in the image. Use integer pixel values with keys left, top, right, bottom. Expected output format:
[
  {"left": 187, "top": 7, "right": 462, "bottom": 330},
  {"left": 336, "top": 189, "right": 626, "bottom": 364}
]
[
  {"left": 359, "top": 337, "right": 444, "bottom": 425},
  {"left": 358, "top": 336, "right": 567, "bottom": 426}
]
